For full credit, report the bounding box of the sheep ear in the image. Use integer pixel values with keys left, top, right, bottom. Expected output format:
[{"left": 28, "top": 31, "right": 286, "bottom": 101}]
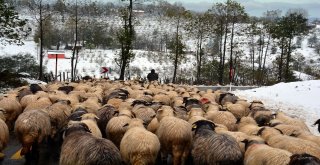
[
  {"left": 274, "top": 128, "right": 284, "bottom": 134},
  {"left": 123, "top": 123, "right": 129, "bottom": 127},
  {"left": 257, "top": 127, "right": 266, "bottom": 136},
  {"left": 95, "top": 116, "right": 100, "bottom": 120},
  {"left": 191, "top": 124, "right": 197, "bottom": 131}
]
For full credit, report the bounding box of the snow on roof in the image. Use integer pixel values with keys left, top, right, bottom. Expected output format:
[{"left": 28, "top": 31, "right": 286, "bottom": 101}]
[{"left": 234, "top": 80, "right": 320, "bottom": 135}]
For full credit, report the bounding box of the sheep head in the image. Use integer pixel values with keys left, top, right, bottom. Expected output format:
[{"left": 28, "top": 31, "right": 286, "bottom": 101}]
[
  {"left": 0, "top": 108, "right": 7, "bottom": 121},
  {"left": 192, "top": 120, "right": 216, "bottom": 133}
]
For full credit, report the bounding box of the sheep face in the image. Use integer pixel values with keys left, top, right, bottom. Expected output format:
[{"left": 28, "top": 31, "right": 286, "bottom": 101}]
[{"left": 192, "top": 120, "right": 216, "bottom": 133}]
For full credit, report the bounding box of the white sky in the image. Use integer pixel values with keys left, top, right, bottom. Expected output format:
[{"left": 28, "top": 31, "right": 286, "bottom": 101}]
[{"left": 170, "top": 0, "right": 320, "bottom": 18}]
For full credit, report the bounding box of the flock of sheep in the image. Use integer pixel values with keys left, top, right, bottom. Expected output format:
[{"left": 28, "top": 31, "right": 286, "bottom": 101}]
[{"left": 0, "top": 79, "right": 320, "bottom": 165}]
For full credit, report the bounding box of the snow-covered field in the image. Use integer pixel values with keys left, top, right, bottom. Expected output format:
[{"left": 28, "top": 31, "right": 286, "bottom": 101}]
[{"left": 234, "top": 80, "right": 320, "bottom": 135}]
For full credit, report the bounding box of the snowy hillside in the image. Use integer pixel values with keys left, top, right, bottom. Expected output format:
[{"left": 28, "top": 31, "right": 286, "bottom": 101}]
[{"left": 234, "top": 80, "right": 320, "bottom": 135}]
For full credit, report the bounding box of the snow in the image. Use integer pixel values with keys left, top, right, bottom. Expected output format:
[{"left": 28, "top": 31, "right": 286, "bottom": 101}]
[
  {"left": 293, "top": 71, "right": 315, "bottom": 80},
  {"left": 233, "top": 80, "right": 320, "bottom": 135}
]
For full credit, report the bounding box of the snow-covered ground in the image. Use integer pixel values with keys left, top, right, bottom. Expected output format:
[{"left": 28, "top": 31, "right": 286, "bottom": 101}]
[{"left": 234, "top": 80, "right": 320, "bottom": 135}]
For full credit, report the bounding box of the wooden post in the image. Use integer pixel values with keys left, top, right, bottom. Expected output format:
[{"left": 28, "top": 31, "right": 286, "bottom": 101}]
[
  {"left": 63, "top": 72, "right": 65, "bottom": 82},
  {"left": 59, "top": 72, "right": 62, "bottom": 81}
]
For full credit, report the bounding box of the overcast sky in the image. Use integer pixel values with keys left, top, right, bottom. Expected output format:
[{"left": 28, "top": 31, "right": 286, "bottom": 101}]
[{"left": 171, "top": 0, "right": 320, "bottom": 18}]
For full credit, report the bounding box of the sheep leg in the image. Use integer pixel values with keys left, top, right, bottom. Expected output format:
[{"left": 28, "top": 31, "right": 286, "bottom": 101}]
[
  {"left": 181, "top": 147, "right": 190, "bottom": 165},
  {"left": 160, "top": 151, "right": 168, "bottom": 165},
  {"left": 172, "top": 145, "right": 183, "bottom": 165}
]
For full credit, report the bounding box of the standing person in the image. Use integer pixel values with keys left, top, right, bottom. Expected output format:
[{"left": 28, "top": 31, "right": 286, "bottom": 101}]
[{"left": 147, "top": 69, "right": 158, "bottom": 82}]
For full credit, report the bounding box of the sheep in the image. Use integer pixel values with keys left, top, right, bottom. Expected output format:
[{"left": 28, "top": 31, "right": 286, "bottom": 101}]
[
  {"left": 288, "top": 153, "right": 320, "bottom": 165},
  {"left": 29, "top": 84, "right": 43, "bottom": 94},
  {"left": 45, "top": 100, "right": 72, "bottom": 137},
  {"left": 173, "top": 106, "right": 188, "bottom": 121},
  {"left": 131, "top": 102, "right": 156, "bottom": 125},
  {"left": 218, "top": 92, "right": 239, "bottom": 105},
  {"left": 60, "top": 122, "right": 122, "bottom": 165},
  {"left": 249, "top": 100, "right": 265, "bottom": 110},
  {"left": 14, "top": 109, "right": 51, "bottom": 156},
  {"left": 0, "top": 95, "right": 23, "bottom": 130},
  {"left": 153, "top": 93, "right": 172, "bottom": 106},
  {"left": 203, "top": 102, "right": 221, "bottom": 112},
  {"left": 120, "top": 118, "right": 160, "bottom": 165},
  {"left": 20, "top": 94, "right": 40, "bottom": 109},
  {"left": 205, "top": 110, "right": 237, "bottom": 131},
  {"left": 257, "top": 127, "right": 320, "bottom": 158},
  {"left": 96, "top": 104, "right": 119, "bottom": 138},
  {"left": 57, "top": 86, "right": 74, "bottom": 94},
  {"left": 314, "top": 119, "right": 320, "bottom": 133},
  {"left": 72, "top": 96, "right": 101, "bottom": 114},
  {"left": 289, "top": 131, "right": 320, "bottom": 148},
  {"left": 191, "top": 120, "right": 243, "bottom": 165},
  {"left": 243, "top": 139, "right": 292, "bottom": 165},
  {"left": 270, "top": 122, "right": 306, "bottom": 136},
  {"left": 249, "top": 108, "right": 274, "bottom": 127},
  {"left": 67, "top": 107, "right": 88, "bottom": 121},
  {"left": 81, "top": 113, "right": 102, "bottom": 138},
  {"left": 0, "top": 108, "right": 9, "bottom": 160},
  {"left": 224, "top": 102, "right": 247, "bottom": 120},
  {"left": 24, "top": 97, "right": 52, "bottom": 112},
  {"left": 17, "top": 87, "right": 33, "bottom": 101},
  {"left": 274, "top": 112, "right": 310, "bottom": 132},
  {"left": 156, "top": 115, "right": 192, "bottom": 165},
  {"left": 106, "top": 113, "right": 133, "bottom": 148},
  {"left": 238, "top": 117, "right": 262, "bottom": 136}
]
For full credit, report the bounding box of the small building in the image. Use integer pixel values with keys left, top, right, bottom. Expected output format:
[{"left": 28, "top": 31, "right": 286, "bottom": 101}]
[{"left": 47, "top": 50, "right": 65, "bottom": 59}]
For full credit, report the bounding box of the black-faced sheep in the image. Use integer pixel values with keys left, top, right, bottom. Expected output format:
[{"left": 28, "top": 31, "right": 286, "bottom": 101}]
[
  {"left": 191, "top": 120, "right": 243, "bottom": 165},
  {"left": 288, "top": 153, "right": 320, "bottom": 165},
  {"left": 120, "top": 118, "right": 160, "bottom": 165},
  {"left": 60, "top": 122, "right": 122, "bottom": 165},
  {"left": 218, "top": 92, "right": 239, "bottom": 105},
  {"left": 29, "top": 84, "right": 43, "bottom": 94},
  {"left": 243, "top": 139, "right": 292, "bottom": 165},
  {"left": 156, "top": 115, "right": 192, "bottom": 165},
  {"left": 67, "top": 107, "right": 88, "bottom": 121},
  {"left": 131, "top": 101, "right": 156, "bottom": 125},
  {"left": 14, "top": 109, "right": 51, "bottom": 156},
  {"left": 0, "top": 108, "right": 9, "bottom": 160}
]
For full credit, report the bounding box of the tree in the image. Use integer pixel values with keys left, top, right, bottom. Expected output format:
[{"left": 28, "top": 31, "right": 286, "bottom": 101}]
[
  {"left": 164, "top": 3, "right": 191, "bottom": 83},
  {"left": 116, "top": 0, "right": 135, "bottom": 80},
  {"left": 308, "top": 34, "right": 318, "bottom": 48},
  {"left": 0, "top": 0, "right": 31, "bottom": 45},
  {"left": 185, "top": 12, "right": 211, "bottom": 84},
  {"left": 26, "top": 0, "right": 54, "bottom": 81},
  {"left": 167, "top": 34, "right": 186, "bottom": 83}
]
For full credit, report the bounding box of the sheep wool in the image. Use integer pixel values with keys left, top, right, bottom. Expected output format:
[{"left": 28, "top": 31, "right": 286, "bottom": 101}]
[
  {"left": 120, "top": 118, "right": 160, "bottom": 165},
  {"left": 156, "top": 116, "right": 192, "bottom": 165},
  {"left": 191, "top": 120, "right": 243, "bottom": 165},
  {"left": 60, "top": 123, "right": 122, "bottom": 165},
  {"left": 0, "top": 112, "right": 9, "bottom": 160},
  {"left": 14, "top": 110, "right": 51, "bottom": 156},
  {"left": 244, "top": 140, "right": 292, "bottom": 165}
]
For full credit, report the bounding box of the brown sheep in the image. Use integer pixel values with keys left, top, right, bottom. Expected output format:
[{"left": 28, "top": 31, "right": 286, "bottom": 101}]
[
  {"left": 14, "top": 109, "right": 51, "bottom": 156},
  {"left": 257, "top": 127, "right": 320, "bottom": 158},
  {"left": 243, "top": 139, "right": 292, "bottom": 165},
  {"left": 156, "top": 115, "right": 192, "bottom": 165},
  {"left": 191, "top": 120, "right": 243, "bottom": 165},
  {"left": 60, "top": 122, "right": 122, "bottom": 165},
  {"left": 131, "top": 104, "right": 156, "bottom": 125},
  {"left": 80, "top": 113, "right": 102, "bottom": 138},
  {"left": 24, "top": 97, "right": 52, "bottom": 112},
  {"left": 205, "top": 110, "right": 237, "bottom": 131},
  {"left": 120, "top": 118, "right": 160, "bottom": 165},
  {"left": 288, "top": 153, "right": 320, "bottom": 165},
  {"left": 96, "top": 104, "right": 119, "bottom": 138},
  {"left": 249, "top": 108, "right": 274, "bottom": 127},
  {"left": 20, "top": 94, "right": 40, "bottom": 109},
  {"left": 45, "top": 100, "right": 72, "bottom": 137},
  {"left": 0, "top": 108, "right": 9, "bottom": 160},
  {"left": 106, "top": 114, "right": 133, "bottom": 148},
  {"left": 238, "top": 117, "right": 261, "bottom": 136},
  {"left": 274, "top": 112, "right": 310, "bottom": 132},
  {"left": 0, "top": 95, "right": 23, "bottom": 130},
  {"left": 224, "top": 102, "right": 247, "bottom": 120}
]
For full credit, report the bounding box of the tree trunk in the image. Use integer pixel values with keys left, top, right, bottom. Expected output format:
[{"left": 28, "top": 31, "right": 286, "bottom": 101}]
[
  {"left": 262, "top": 35, "right": 270, "bottom": 84},
  {"left": 172, "top": 19, "right": 180, "bottom": 84},
  {"left": 229, "top": 20, "right": 235, "bottom": 83},
  {"left": 278, "top": 38, "right": 284, "bottom": 82},
  {"left": 39, "top": 1, "right": 43, "bottom": 81},
  {"left": 220, "top": 19, "right": 228, "bottom": 85},
  {"left": 71, "top": 0, "right": 78, "bottom": 82},
  {"left": 285, "top": 37, "right": 292, "bottom": 82}
]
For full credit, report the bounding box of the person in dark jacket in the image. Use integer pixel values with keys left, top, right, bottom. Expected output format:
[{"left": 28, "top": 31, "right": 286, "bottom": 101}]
[{"left": 147, "top": 69, "right": 158, "bottom": 82}]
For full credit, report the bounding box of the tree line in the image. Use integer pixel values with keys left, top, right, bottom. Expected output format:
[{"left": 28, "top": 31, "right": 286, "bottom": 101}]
[{"left": 1, "top": 0, "right": 319, "bottom": 85}]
